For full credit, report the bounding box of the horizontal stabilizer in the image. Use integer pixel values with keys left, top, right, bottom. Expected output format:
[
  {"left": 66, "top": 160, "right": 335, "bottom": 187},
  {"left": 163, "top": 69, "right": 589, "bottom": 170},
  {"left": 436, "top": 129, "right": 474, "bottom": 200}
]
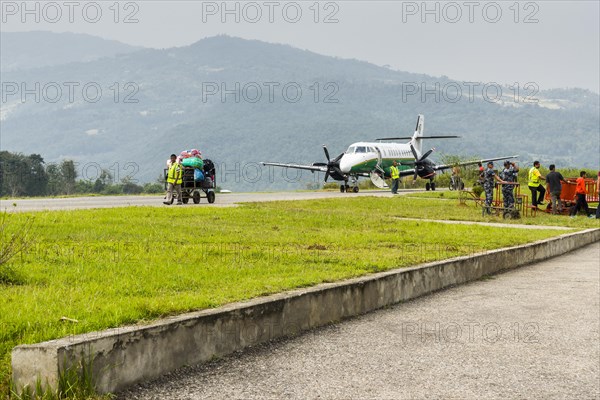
[{"left": 376, "top": 135, "right": 460, "bottom": 141}]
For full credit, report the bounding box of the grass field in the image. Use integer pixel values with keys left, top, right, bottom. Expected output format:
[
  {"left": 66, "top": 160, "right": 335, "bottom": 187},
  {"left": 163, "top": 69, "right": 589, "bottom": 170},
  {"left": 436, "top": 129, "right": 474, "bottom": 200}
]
[
  {"left": 1, "top": 196, "right": 596, "bottom": 397},
  {"left": 404, "top": 191, "right": 599, "bottom": 227}
]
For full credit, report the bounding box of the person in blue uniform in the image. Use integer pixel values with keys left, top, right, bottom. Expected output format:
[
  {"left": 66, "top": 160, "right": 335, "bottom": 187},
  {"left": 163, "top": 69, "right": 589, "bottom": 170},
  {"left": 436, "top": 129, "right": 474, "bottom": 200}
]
[
  {"left": 483, "top": 161, "right": 507, "bottom": 214},
  {"left": 500, "top": 160, "right": 519, "bottom": 209}
]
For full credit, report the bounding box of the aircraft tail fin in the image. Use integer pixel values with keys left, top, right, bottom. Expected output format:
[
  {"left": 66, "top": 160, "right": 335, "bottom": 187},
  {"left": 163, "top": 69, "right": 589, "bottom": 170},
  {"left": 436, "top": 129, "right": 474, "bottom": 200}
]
[{"left": 411, "top": 114, "right": 425, "bottom": 154}]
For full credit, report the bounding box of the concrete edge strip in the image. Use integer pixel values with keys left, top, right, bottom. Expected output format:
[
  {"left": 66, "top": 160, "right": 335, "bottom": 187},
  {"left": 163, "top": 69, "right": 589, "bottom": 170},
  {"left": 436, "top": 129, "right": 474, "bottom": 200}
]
[
  {"left": 393, "top": 217, "right": 577, "bottom": 230},
  {"left": 11, "top": 228, "right": 600, "bottom": 394}
]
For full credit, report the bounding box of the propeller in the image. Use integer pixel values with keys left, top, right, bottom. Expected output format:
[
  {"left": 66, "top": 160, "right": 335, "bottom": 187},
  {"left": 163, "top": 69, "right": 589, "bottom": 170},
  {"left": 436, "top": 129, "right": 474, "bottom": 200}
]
[
  {"left": 400, "top": 144, "right": 435, "bottom": 180},
  {"left": 321, "top": 145, "right": 344, "bottom": 182},
  {"left": 323, "top": 145, "right": 331, "bottom": 162}
]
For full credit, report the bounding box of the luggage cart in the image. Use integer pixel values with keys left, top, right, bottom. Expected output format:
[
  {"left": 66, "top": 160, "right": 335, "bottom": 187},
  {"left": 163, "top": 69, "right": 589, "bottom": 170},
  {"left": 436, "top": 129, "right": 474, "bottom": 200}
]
[{"left": 164, "top": 159, "right": 216, "bottom": 204}]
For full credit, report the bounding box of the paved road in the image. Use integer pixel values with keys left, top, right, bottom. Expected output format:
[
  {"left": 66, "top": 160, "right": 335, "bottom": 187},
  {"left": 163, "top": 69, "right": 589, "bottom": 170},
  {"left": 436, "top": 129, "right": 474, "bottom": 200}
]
[
  {"left": 121, "top": 242, "right": 600, "bottom": 400},
  {"left": 1, "top": 190, "right": 402, "bottom": 212}
]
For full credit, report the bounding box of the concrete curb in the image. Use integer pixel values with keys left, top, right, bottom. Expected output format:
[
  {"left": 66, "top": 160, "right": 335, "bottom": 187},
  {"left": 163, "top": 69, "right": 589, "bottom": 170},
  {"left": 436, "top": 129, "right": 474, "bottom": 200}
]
[{"left": 12, "top": 228, "right": 600, "bottom": 394}]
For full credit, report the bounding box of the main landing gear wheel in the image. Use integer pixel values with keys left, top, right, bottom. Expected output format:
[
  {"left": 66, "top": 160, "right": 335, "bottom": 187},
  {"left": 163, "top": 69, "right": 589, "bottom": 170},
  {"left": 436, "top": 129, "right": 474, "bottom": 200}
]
[
  {"left": 425, "top": 182, "right": 431, "bottom": 191},
  {"left": 431, "top": 182, "right": 436, "bottom": 191},
  {"left": 340, "top": 185, "right": 345, "bottom": 193},
  {"left": 352, "top": 186, "right": 359, "bottom": 193}
]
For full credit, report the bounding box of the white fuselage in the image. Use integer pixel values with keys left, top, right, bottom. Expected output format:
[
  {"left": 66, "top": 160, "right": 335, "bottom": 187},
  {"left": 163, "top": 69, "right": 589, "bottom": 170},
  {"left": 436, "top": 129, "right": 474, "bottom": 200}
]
[{"left": 339, "top": 142, "right": 418, "bottom": 173}]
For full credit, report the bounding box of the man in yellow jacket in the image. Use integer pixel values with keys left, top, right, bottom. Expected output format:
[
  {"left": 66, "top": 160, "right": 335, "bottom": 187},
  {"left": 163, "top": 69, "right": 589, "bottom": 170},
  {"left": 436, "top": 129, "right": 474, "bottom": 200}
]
[
  {"left": 390, "top": 160, "right": 400, "bottom": 194},
  {"left": 164, "top": 154, "right": 183, "bottom": 205},
  {"left": 528, "top": 160, "right": 546, "bottom": 209}
]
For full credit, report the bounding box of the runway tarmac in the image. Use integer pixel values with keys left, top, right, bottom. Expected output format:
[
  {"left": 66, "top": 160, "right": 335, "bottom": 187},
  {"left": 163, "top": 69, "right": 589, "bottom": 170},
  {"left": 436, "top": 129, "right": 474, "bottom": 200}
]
[{"left": 1, "top": 190, "right": 401, "bottom": 212}]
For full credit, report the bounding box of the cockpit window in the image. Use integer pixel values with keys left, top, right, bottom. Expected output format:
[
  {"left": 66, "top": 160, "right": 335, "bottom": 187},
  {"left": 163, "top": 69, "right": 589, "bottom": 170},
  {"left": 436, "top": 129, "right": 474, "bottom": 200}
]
[
  {"left": 356, "top": 146, "right": 367, "bottom": 153},
  {"left": 346, "top": 146, "right": 356, "bottom": 154}
]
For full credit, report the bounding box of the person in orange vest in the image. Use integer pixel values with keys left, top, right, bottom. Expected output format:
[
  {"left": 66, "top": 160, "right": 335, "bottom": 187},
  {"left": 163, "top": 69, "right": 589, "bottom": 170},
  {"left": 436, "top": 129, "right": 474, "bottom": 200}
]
[
  {"left": 569, "top": 171, "right": 594, "bottom": 218},
  {"left": 477, "top": 162, "right": 484, "bottom": 185},
  {"left": 596, "top": 171, "right": 600, "bottom": 219}
]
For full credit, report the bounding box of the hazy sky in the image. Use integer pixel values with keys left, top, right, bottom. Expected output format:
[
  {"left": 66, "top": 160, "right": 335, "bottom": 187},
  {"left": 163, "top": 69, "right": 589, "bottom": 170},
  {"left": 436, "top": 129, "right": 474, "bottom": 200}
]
[{"left": 2, "top": 1, "right": 599, "bottom": 92}]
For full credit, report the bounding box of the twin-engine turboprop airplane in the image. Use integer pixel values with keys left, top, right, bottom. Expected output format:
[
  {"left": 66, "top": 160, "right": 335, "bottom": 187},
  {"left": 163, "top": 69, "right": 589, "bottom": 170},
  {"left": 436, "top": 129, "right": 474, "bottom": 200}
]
[{"left": 261, "top": 115, "right": 517, "bottom": 192}]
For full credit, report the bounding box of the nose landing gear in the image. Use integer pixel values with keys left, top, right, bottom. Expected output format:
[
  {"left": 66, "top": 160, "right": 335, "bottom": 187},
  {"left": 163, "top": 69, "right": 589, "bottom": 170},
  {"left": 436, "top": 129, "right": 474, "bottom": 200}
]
[{"left": 339, "top": 176, "right": 359, "bottom": 193}]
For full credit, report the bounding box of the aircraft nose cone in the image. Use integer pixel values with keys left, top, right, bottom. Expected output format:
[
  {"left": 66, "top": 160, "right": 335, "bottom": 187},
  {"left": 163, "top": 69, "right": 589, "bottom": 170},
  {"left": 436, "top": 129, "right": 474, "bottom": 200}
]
[{"left": 339, "top": 157, "right": 352, "bottom": 173}]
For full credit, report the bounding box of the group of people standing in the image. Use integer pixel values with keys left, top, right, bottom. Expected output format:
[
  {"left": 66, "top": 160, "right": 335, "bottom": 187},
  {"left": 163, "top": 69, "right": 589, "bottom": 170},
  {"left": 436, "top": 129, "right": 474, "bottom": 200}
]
[
  {"left": 529, "top": 161, "right": 599, "bottom": 218},
  {"left": 479, "top": 160, "right": 519, "bottom": 213},
  {"left": 478, "top": 160, "right": 599, "bottom": 219}
]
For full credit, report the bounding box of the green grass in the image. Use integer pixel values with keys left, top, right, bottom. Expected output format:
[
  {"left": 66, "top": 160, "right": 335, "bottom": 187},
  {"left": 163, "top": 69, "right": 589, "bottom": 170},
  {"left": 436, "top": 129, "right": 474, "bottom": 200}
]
[
  {"left": 1, "top": 196, "right": 596, "bottom": 397},
  {"left": 400, "top": 193, "right": 599, "bottom": 228},
  {"left": 405, "top": 190, "right": 463, "bottom": 200}
]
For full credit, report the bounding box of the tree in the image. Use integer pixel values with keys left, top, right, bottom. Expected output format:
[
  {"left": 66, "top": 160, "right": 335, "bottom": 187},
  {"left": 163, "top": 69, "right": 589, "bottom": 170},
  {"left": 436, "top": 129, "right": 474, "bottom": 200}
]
[
  {"left": 0, "top": 151, "right": 26, "bottom": 197},
  {"left": 0, "top": 151, "right": 48, "bottom": 197},
  {"left": 93, "top": 169, "right": 113, "bottom": 193},
  {"left": 46, "top": 159, "right": 78, "bottom": 195},
  {"left": 23, "top": 154, "right": 48, "bottom": 196},
  {"left": 46, "top": 163, "right": 62, "bottom": 195},
  {"left": 61, "top": 160, "right": 77, "bottom": 195}
]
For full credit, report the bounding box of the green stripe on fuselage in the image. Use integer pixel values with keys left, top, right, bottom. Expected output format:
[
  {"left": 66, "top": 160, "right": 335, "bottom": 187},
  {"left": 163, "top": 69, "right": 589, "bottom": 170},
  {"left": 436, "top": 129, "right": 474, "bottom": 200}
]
[{"left": 350, "top": 158, "right": 414, "bottom": 177}]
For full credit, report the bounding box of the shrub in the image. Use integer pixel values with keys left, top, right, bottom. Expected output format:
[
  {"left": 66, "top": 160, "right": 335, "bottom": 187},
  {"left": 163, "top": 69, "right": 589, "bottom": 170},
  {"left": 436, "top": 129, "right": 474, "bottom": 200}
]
[
  {"left": 143, "top": 183, "right": 164, "bottom": 194},
  {"left": 472, "top": 185, "right": 484, "bottom": 198},
  {"left": 0, "top": 213, "right": 33, "bottom": 284},
  {"left": 122, "top": 182, "right": 144, "bottom": 195}
]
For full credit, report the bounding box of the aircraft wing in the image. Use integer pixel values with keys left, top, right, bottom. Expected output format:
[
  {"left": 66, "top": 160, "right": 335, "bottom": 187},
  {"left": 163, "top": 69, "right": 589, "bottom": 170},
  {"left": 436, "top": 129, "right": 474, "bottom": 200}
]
[
  {"left": 261, "top": 162, "right": 371, "bottom": 179},
  {"left": 260, "top": 162, "right": 328, "bottom": 173},
  {"left": 433, "top": 155, "right": 519, "bottom": 172},
  {"left": 398, "top": 168, "right": 418, "bottom": 178}
]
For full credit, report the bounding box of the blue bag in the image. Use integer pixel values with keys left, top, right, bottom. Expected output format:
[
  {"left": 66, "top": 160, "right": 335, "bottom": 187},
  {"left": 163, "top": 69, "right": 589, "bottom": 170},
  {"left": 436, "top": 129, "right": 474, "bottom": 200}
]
[{"left": 194, "top": 169, "right": 204, "bottom": 182}]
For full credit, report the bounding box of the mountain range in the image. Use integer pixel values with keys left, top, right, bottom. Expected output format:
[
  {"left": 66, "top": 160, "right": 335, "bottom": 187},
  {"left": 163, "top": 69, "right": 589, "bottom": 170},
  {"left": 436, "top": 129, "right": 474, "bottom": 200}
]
[
  {"left": 0, "top": 31, "right": 141, "bottom": 71},
  {"left": 1, "top": 32, "right": 598, "bottom": 191}
]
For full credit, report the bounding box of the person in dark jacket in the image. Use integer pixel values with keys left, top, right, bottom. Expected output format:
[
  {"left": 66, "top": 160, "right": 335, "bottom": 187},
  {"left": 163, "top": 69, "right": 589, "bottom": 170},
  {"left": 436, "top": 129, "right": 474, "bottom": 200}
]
[{"left": 545, "top": 164, "right": 570, "bottom": 214}]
